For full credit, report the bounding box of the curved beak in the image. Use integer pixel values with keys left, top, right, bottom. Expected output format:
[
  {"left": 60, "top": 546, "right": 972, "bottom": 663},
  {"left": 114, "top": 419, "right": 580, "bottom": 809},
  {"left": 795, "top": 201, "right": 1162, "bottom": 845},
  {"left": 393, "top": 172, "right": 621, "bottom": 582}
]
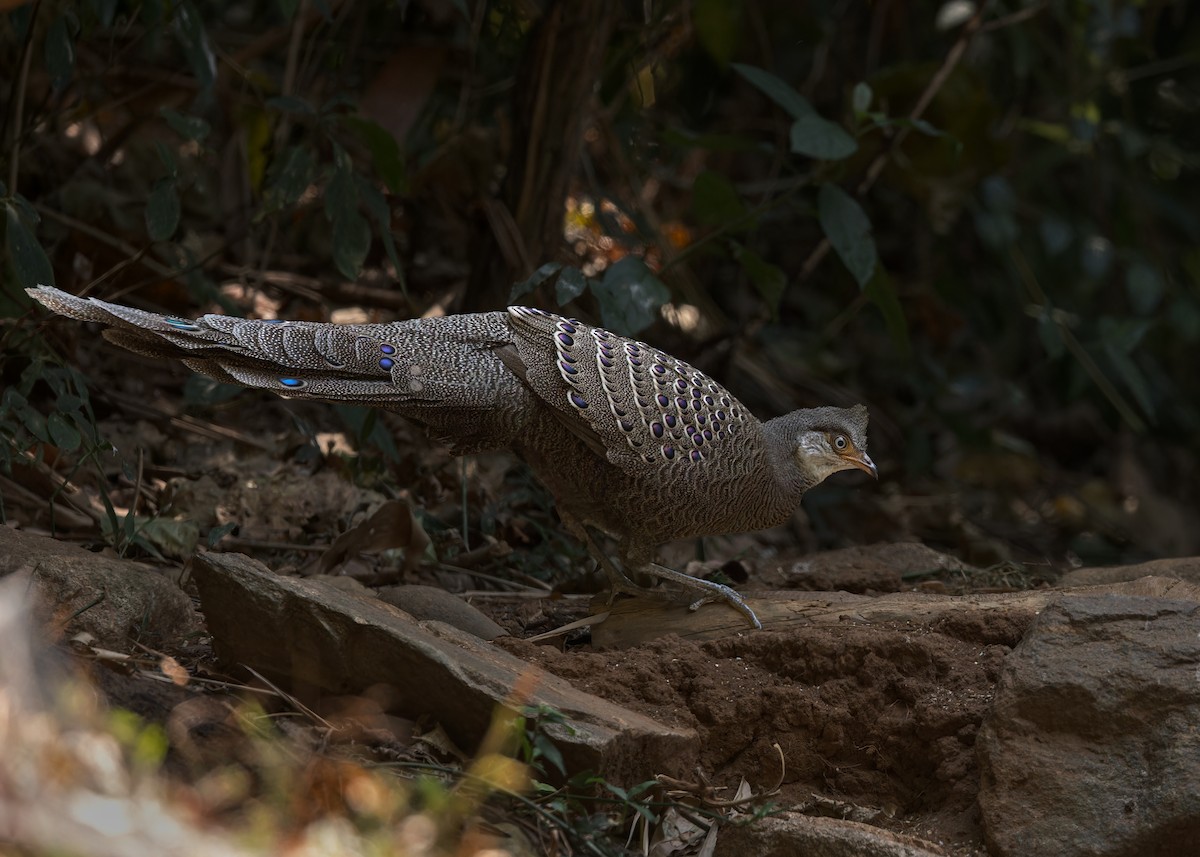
[{"left": 850, "top": 453, "right": 878, "bottom": 479}]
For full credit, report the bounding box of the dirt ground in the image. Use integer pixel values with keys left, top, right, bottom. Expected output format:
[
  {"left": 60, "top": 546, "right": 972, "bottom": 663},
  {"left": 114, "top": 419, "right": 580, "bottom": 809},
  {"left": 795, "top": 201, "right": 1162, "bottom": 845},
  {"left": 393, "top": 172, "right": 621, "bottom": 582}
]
[{"left": 483, "top": 600, "right": 1012, "bottom": 853}]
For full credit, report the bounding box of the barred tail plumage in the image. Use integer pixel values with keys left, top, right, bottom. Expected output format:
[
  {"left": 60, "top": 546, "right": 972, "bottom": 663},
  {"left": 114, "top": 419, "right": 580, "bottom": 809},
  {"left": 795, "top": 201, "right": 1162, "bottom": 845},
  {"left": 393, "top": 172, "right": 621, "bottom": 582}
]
[{"left": 25, "top": 285, "right": 532, "bottom": 451}]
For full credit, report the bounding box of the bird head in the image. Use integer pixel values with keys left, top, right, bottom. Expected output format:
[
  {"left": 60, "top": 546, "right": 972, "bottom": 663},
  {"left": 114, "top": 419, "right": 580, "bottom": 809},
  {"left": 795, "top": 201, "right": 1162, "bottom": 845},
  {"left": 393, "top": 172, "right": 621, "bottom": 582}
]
[{"left": 772, "top": 403, "right": 876, "bottom": 487}]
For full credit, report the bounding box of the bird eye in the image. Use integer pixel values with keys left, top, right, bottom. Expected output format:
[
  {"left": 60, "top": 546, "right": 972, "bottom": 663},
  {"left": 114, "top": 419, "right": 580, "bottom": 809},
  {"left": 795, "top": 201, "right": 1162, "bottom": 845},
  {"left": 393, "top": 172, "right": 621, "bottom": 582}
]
[{"left": 833, "top": 435, "right": 847, "bottom": 450}]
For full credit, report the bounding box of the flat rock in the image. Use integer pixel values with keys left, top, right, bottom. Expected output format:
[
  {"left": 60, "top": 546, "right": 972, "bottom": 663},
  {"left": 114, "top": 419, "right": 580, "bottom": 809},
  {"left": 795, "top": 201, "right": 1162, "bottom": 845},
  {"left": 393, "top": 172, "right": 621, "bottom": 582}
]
[
  {"left": 190, "top": 551, "right": 694, "bottom": 783},
  {"left": 0, "top": 526, "right": 201, "bottom": 646},
  {"left": 1058, "top": 556, "right": 1200, "bottom": 587},
  {"left": 592, "top": 574, "right": 1200, "bottom": 647},
  {"left": 776, "top": 542, "right": 977, "bottom": 593},
  {"left": 377, "top": 584, "right": 505, "bottom": 640},
  {"left": 977, "top": 593, "right": 1200, "bottom": 857},
  {"left": 714, "top": 813, "right": 946, "bottom": 857}
]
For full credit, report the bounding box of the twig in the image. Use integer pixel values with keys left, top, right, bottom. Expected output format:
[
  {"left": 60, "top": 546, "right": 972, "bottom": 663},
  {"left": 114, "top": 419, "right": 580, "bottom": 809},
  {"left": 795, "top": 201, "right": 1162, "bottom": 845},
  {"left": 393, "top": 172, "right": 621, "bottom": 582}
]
[
  {"left": 7, "top": 0, "right": 40, "bottom": 193},
  {"left": 34, "top": 204, "right": 174, "bottom": 280},
  {"left": 221, "top": 536, "right": 326, "bottom": 552},
  {"left": 980, "top": 0, "right": 1048, "bottom": 33}
]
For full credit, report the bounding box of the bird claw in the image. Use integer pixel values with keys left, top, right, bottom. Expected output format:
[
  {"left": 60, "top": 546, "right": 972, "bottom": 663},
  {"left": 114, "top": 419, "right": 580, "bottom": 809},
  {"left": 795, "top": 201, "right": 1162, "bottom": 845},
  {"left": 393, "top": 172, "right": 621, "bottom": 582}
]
[{"left": 686, "top": 586, "right": 762, "bottom": 630}]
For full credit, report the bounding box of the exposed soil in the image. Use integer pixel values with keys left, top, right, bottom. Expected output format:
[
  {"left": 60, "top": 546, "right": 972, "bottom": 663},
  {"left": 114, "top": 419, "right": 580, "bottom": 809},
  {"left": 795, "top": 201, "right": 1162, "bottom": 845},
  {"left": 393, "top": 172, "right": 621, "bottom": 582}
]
[{"left": 493, "top": 610, "right": 1017, "bottom": 853}]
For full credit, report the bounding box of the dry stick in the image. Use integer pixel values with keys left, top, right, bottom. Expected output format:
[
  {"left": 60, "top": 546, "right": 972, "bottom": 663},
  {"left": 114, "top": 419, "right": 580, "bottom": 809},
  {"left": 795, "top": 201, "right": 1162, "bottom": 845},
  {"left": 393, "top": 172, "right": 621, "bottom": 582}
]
[
  {"left": 222, "top": 537, "right": 326, "bottom": 552},
  {"left": 516, "top": 6, "right": 558, "bottom": 238},
  {"left": 34, "top": 204, "right": 174, "bottom": 281},
  {"left": 250, "top": 0, "right": 310, "bottom": 301},
  {"left": 131, "top": 447, "right": 145, "bottom": 517},
  {"left": 6, "top": 0, "right": 40, "bottom": 194},
  {"left": 797, "top": 0, "right": 995, "bottom": 285},
  {"left": 102, "top": 389, "right": 278, "bottom": 451},
  {"left": 981, "top": 0, "right": 1049, "bottom": 34}
]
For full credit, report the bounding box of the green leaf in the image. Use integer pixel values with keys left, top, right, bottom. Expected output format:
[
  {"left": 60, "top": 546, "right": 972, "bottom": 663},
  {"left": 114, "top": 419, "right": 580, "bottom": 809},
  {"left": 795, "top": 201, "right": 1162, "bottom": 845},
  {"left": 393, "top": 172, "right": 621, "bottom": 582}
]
[
  {"left": 207, "top": 521, "right": 237, "bottom": 548},
  {"left": 138, "top": 516, "right": 200, "bottom": 560},
  {"left": 1105, "top": 345, "right": 1155, "bottom": 421},
  {"left": 790, "top": 114, "right": 857, "bottom": 160},
  {"left": 692, "top": 171, "right": 749, "bottom": 227},
  {"left": 981, "top": 176, "right": 1017, "bottom": 213},
  {"left": 5, "top": 200, "right": 54, "bottom": 288},
  {"left": 1039, "top": 217, "right": 1073, "bottom": 256},
  {"left": 732, "top": 63, "right": 813, "bottom": 119},
  {"left": 56, "top": 393, "right": 81, "bottom": 413},
  {"left": 693, "top": 0, "right": 742, "bottom": 65},
  {"left": 818, "top": 184, "right": 877, "bottom": 287},
  {"left": 91, "top": 0, "right": 118, "bottom": 27},
  {"left": 15, "top": 399, "right": 48, "bottom": 443},
  {"left": 332, "top": 211, "right": 370, "bottom": 281},
  {"left": 1126, "top": 261, "right": 1164, "bottom": 315},
  {"left": 592, "top": 257, "right": 669, "bottom": 334},
  {"left": 974, "top": 210, "right": 1019, "bottom": 249},
  {"left": 1097, "top": 317, "right": 1152, "bottom": 354},
  {"left": 852, "top": 82, "right": 873, "bottom": 115},
  {"left": 159, "top": 107, "right": 210, "bottom": 142},
  {"left": 1080, "top": 234, "right": 1114, "bottom": 279},
  {"left": 1037, "top": 311, "right": 1065, "bottom": 359},
  {"left": 864, "top": 268, "right": 910, "bottom": 358},
  {"left": 510, "top": 263, "right": 562, "bottom": 301},
  {"left": 171, "top": 1, "right": 216, "bottom": 98},
  {"left": 154, "top": 140, "right": 177, "bottom": 174},
  {"left": 47, "top": 412, "right": 81, "bottom": 452},
  {"left": 325, "top": 150, "right": 369, "bottom": 279},
  {"left": 730, "top": 242, "right": 786, "bottom": 318},
  {"left": 44, "top": 13, "right": 76, "bottom": 91},
  {"left": 342, "top": 116, "right": 407, "bottom": 193},
  {"left": 358, "top": 177, "right": 405, "bottom": 294},
  {"left": 533, "top": 733, "right": 565, "bottom": 776},
  {"left": 263, "top": 145, "right": 315, "bottom": 212},
  {"left": 555, "top": 267, "right": 587, "bottom": 305},
  {"left": 145, "top": 178, "right": 181, "bottom": 242}
]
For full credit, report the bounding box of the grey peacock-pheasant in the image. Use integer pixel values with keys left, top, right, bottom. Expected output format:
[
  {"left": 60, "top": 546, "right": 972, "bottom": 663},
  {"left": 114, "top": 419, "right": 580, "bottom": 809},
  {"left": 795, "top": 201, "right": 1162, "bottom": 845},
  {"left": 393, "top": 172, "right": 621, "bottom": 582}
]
[{"left": 28, "top": 285, "right": 876, "bottom": 628}]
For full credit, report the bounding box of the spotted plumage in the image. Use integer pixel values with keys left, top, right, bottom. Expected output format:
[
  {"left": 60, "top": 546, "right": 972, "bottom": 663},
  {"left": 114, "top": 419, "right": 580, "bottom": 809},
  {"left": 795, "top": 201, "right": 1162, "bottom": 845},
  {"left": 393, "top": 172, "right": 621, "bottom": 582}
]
[
  {"left": 28, "top": 285, "right": 876, "bottom": 628},
  {"left": 506, "top": 306, "right": 752, "bottom": 473}
]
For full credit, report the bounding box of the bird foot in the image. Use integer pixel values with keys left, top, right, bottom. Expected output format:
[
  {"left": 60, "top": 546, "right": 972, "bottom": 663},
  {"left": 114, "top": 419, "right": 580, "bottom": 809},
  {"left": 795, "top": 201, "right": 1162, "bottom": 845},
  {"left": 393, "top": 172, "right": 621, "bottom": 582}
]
[
  {"left": 576, "top": 528, "right": 761, "bottom": 628},
  {"left": 646, "top": 564, "right": 762, "bottom": 630}
]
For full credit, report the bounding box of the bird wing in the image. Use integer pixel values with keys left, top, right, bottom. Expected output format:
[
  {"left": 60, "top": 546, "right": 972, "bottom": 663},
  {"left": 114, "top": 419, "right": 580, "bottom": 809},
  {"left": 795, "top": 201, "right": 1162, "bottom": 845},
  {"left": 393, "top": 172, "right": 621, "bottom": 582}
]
[{"left": 505, "top": 306, "right": 760, "bottom": 477}]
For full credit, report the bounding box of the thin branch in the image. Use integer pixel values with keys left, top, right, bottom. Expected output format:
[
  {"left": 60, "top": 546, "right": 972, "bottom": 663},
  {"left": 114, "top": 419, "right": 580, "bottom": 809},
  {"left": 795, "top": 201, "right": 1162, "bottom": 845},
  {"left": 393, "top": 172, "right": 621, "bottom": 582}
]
[{"left": 7, "top": 0, "right": 41, "bottom": 193}]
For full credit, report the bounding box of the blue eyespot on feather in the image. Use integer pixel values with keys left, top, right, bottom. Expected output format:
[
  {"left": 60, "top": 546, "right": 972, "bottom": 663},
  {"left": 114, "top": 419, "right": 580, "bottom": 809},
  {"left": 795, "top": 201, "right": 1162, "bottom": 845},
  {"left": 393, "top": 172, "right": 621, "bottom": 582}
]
[
  {"left": 279, "top": 378, "right": 305, "bottom": 388},
  {"left": 379, "top": 358, "right": 395, "bottom": 370}
]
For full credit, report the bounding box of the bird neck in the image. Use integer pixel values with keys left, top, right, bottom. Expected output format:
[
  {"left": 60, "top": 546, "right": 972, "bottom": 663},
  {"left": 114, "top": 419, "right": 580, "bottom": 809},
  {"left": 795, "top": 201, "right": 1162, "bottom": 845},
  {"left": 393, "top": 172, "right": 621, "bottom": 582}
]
[{"left": 762, "top": 414, "right": 821, "bottom": 501}]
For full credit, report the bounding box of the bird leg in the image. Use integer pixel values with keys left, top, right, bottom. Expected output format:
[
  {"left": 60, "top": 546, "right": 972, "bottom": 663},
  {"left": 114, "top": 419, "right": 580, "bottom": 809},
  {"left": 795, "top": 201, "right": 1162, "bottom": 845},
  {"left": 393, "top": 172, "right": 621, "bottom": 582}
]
[
  {"left": 572, "top": 523, "right": 762, "bottom": 629},
  {"left": 577, "top": 528, "right": 659, "bottom": 601}
]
